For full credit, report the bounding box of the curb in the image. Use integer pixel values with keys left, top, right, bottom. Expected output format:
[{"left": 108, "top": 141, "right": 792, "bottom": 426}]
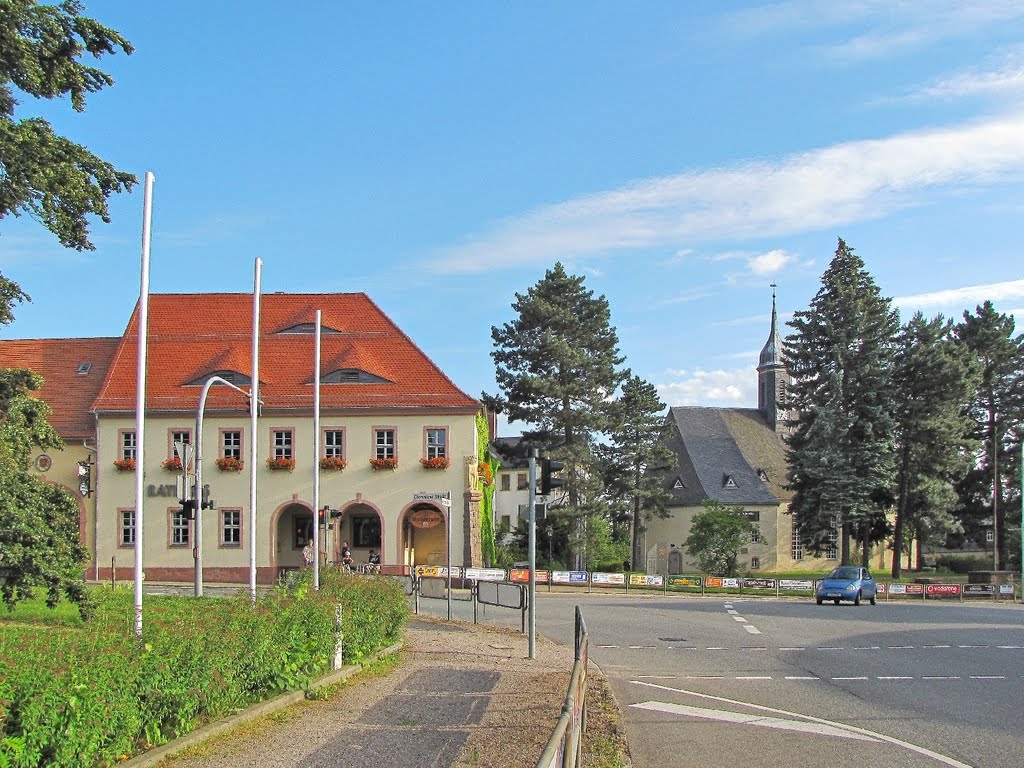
[{"left": 122, "top": 639, "right": 404, "bottom": 768}]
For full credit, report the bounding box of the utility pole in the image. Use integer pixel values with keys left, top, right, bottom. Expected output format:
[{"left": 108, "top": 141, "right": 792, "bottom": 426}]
[{"left": 528, "top": 448, "right": 537, "bottom": 660}]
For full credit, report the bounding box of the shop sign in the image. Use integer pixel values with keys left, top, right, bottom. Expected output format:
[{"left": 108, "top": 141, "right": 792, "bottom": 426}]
[{"left": 409, "top": 509, "right": 444, "bottom": 529}]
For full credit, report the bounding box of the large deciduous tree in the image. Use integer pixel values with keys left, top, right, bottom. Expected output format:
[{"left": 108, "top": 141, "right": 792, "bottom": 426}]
[
  {"left": 890, "top": 313, "right": 977, "bottom": 577},
  {"left": 684, "top": 500, "right": 762, "bottom": 577},
  {"left": 953, "top": 302, "right": 1024, "bottom": 571},
  {"left": 784, "top": 238, "right": 900, "bottom": 565},
  {"left": 600, "top": 374, "right": 675, "bottom": 570},
  {"left": 488, "top": 262, "right": 626, "bottom": 569}
]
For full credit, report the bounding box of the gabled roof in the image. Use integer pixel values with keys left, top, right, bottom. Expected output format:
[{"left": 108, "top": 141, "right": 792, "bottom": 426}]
[
  {"left": 91, "top": 293, "right": 478, "bottom": 414},
  {"left": 665, "top": 406, "right": 782, "bottom": 507},
  {"left": 0, "top": 337, "right": 119, "bottom": 439}
]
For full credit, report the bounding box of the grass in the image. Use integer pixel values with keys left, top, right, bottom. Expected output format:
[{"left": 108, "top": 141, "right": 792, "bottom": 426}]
[{"left": 0, "top": 590, "right": 84, "bottom": 626}]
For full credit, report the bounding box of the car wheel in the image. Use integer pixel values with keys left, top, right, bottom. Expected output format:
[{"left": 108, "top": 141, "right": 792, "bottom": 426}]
[
  {"left": 833, "top": 598, "right": 840, "bottom": 605},
  {"left": 870, "top": 594, "right": 876, "bottom": 605},
  {"left": 816, "top": 597, "right": 823, "bottom": 605},
  {"left": 854, "top": 591, "right": 861, "bottom": 606}
]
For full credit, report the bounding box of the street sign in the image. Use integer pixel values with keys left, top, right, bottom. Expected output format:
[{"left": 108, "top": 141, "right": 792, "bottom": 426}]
[
  {"left": 173, "top": 441, "right": 193, "bottom": 469},
  {"left": 413, "top": 492, "right": 451, "bottom": 507}
]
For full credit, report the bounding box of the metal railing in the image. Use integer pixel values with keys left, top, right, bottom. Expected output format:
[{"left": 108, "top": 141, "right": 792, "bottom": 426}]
[{"left": 536, "top": 606, "right": 588, "bottom": 768}]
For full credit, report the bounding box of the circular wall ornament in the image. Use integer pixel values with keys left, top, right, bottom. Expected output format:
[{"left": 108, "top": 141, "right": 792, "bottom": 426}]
[{"left": 35, "top": 454, "right": 53, "bottom": 472}]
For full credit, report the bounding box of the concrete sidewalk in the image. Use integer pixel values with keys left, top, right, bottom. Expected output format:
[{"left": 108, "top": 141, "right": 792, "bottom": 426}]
[{"left": 134, "top": 616, "right": 577, "bottom": 768}]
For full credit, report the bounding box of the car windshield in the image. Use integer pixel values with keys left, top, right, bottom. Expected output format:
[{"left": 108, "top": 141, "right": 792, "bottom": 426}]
[{"left": 827, "top": 567, "right": 861, "bottom": 580}]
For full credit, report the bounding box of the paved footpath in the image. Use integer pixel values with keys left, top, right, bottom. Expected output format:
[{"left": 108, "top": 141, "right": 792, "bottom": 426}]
[{"left": 148, "top": 617, "right": 576, "bottom": 768}]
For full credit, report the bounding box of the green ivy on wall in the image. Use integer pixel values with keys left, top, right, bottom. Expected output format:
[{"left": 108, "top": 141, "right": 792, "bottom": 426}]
[{"left": 476, "top": 412, "right": 500, "bottom": 566}]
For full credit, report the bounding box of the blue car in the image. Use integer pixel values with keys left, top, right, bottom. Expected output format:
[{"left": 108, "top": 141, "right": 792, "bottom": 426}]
[{"left": 815, "top": 566, "right": 877, "bottom": 606}]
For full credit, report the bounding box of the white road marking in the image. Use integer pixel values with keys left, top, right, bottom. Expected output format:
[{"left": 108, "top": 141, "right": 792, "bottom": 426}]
[
  {"left": 736, "top": 676, "right": 773, "bottom": 680},
  {"left": 733, "top": 616, "right": 748, "bottom": 622},
  {"left": 996, "top": 645, "right": 1023, "bottom": 649},
  {"left": 924, "top": 645, "right": 950, "bottom": 648},
  {"left": 922, "top": 676, "right": 960, "bottom": 680},
  {"left": 831, "top": 676, "right": 868, "bottom": 680},
  {"left": 785, "top": 676, "right": 820, "bottom": 680},
  {"left": 629, "top": 645, "right": 656, "bottom": 649},
  {"left": 687, "top": 675, "right": 724, "bottom": 680},
  {"left": 779, "top": 646, "right": 805, "bottom": 651},
  {"left": 707, "top": 647, "right": 729, "bottom": 650},
  {"left": 878, "top": 676, "right": 914, "bottom": 680},
  {"left": 743, "top": 626, "right": 762, "bottom": 634},
  {"left": 597, "top": 644, "right": 619, "bottom": 648},
  {"left": 629, "top": 700, "right": 883, "bottom": 741},
  {"left": 969, "top": 675, "right": 1005, "bottom": 679},
  {"left": 631, "top": 681, "right": 974, "bottom": 768},
  {"left": 852, "top": 646, "right": 880, "bottom": 650},
  {"left": 637, "top": 675, "right": 676, "bottom": 679},
  {"left": 958, "top": 645, "right": 987, "bottom": 648},
  {"left": 817, "top": 646, "right": 843, "bottom": 650},
  {"left": 740, "top": 646, "right": 768, "bottom": 650},
  {"left": 888, "top": 645, "right": 914, "bottom": 649},
  {"left": 727, "top": 609, "right": 740, "bottom": 615}
]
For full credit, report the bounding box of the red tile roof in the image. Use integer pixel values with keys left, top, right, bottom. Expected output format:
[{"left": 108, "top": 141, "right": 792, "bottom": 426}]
[
  {"left": 0, "top": 337, "right": 120, "bottom": 439},
  {"left": 91, "top": 293, "right": 479, "bottom": 414}
]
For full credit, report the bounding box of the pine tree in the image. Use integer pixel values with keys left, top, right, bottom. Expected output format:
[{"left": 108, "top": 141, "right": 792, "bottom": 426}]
[
  {"left": 890, "top": 313, "right": 977, "bottom": 577},
  {"left": 488, "top": 263, "right": 626, "bottom": 568},
  {"left": 784, "top": 238, "right": 900, "bottom": 565},
  {"left": 953, "top": 302, "right": 1024, "bottom": 570},
  {"left": 600, "top": 374, "right": 675, "bottom": 569}
]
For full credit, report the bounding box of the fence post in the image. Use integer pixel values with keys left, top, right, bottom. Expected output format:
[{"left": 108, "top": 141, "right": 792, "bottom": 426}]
[
  {"left": 111, "top": 556, "right": 116, "bottom": 588},
  {"left": 333, "top": 603, "right": 344, "bottom": 670}
]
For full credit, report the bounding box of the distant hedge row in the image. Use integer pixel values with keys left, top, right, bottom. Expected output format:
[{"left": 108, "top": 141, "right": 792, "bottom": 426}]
[{"left": 0, "top": 568, "right": 408, "bottom": 768}]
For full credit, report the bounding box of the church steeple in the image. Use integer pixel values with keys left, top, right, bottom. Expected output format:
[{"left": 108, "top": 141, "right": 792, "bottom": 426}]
[{"left": 757, "top": 284, "right": 788, "bottom": 431}]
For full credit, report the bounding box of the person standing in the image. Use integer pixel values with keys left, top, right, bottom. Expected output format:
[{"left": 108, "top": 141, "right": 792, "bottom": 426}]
[{"left": 302, "top": 538, "right": 315, "bottom": 567}]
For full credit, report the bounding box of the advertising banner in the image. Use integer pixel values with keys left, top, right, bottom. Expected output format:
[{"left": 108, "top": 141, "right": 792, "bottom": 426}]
[
  {"left": 591, "top": 572, "right": 626, "bottom": 585},
  {"left": 464, "top": 567, "right": 506, "bottom": 582},
  {"left": 962, "top": 584, "right": 995, "bottom": 596},
  {"left": 509, "top": 568, "right": 550, "bottom": 584},
  {"left": 999, "top": 583, "right": 1015, "bottom": 595},
  {"left": 668, "top": 576, "right": 702, "bottom": 588},
  {"left": 551, "top": 570, "right": 589, "bottom": 584},
  {"left": 414, "top": 565, "right": 458, "bottom": 578},
  {"left": 876, "top": 583, "right": 886, "bottom": 594},
  {"left": 779, "top": 579, "right": 814, "bottom": 591},
  {"left": 742, "top": 578, "right": 776, "bottom": 590},
  {"left": 704, "top": 577, "right": 740, "bottom": 589},
  {"left": 926, "top": 583, "right": 961, "bottom": 596},
  {"left": 886, "top": 583, "right": 924, "bottom": 595},
  {"left": 629, "top": 574, "right": 664, "bottom": 586}
]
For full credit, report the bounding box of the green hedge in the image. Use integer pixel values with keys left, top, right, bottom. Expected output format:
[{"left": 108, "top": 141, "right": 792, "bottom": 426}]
[{"left": 0, "top": 571, "right": 408, "bottom": 768}]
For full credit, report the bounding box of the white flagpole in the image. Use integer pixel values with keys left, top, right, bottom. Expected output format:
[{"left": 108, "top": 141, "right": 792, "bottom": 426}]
[
  {"left": 249, "top": 258, "right": 262, "bottom": 604},
  {"left": 313, "top": 309, "right": 322, "bottom": 590},
  {"left": 134, "top": 171, "right": 155, "bottom": 638}
]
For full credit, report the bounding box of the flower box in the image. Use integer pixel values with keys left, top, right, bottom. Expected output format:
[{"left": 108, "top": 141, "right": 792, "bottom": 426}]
[
  {"left": 266, "top": 457, "right": 295, "bottom": 472},
  {"left": 420, "top": 456, "right": 450, "bottom": 470},
  {"left": 216, "top": 456, "right": 244, "bottom": 472},
  {"left": 370, "top": 457, "right": 398, "bottom": 471},
  {"left": 161, "top": 456, "right": 183, "bottom": 472},
  {"left": 113, "top": 458, "right": 136, "bottom": 472},
  {"left": 319, "top": 456, "right": 348, "bottom": 471}
]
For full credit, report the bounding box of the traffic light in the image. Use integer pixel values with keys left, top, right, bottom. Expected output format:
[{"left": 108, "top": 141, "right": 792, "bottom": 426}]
[
  {"left": 540, "top": 458, "right": 565, "bottom": 495},
  {"left": 181, "top": 499, "right": 197, "bottom": 520}
]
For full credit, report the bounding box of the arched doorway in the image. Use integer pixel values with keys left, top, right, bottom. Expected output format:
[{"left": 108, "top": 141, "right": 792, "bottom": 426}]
[
  {"left": 275, "top": 501, "right": 314, "bottom": 573},
  {"left": 401, "top": 503, "right": 446, "bottom": 567},
  {"left": 668, "top": 547, "right": 683, "bottom": 575},
  {"left": 338, "top": 501, "right": 383, "bottom": 565}
]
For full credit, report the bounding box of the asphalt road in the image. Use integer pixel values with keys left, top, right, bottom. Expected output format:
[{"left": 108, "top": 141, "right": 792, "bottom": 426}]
[{"left": 415, "top": 591, "right": 1024, "bottom": 768}]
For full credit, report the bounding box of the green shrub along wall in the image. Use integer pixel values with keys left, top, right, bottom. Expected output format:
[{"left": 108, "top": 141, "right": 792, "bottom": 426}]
[{"left": 0, "top": 571, "right": 409, "bottom": 768}]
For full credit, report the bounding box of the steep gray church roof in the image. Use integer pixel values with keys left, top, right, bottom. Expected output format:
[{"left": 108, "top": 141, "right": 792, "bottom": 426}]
[{"left": 665, "top": 406, "right": 782, "bottom": 507}]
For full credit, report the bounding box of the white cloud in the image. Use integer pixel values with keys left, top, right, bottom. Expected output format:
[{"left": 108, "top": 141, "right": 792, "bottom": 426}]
[
  {"left": 656, "top": 368, "right": 756, "bottom": 407},
  {"left": 748, "top": 249, "right": 793, "bottom": 275},
  {"left": 432, "top": 113, "right": 1024, "bottom": 274},
  {"left": 894, "top": 279, "right": 1024, "bottom": 310}
]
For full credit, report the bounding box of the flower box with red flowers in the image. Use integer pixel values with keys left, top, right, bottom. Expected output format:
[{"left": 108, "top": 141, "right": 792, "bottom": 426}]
[
  {"left": 216, "top": 456, "right": 244, "bottom": 472},
  {"left": 266, "top": 457, "right": 296, "bottom": 472},
  {"left": 370, "top": 457, "right": 398, "bottom": 471},
  {"left": 420, "top": 456, "right": 450, "bottom": 470},
  {"left": 319, "top": 456, "right": 348, "bottom": 471},
  {"left": 161, "top": 456, "right": 183, "bottom": 472},
  {"left": 113, "top": 458, "right": 136, "bottom": 472}
]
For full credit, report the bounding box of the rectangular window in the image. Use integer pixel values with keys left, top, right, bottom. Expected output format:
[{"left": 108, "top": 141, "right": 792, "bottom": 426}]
[
  {"left": 826, "top": 527, "right": 839, "bottom": 560},
  {"left": 222, "top": 430, "right": 242, "bottom": 460},
  {"left": 500, "top": 473, "right": 511, "bottom": 491},
  {"left": 221, "top": 509, "right": 241, "bottom": 547},
  {"left": 121, "top": 430, "right": 137, "bottom": 461},
  {"left": 272, "top": 429, "right": 293, "bottom": 460},
  {"left": 500, "top": 514, "right": 512, "bottom": 530},
  {"left": 425, "top": 427, "right": 447, "bottom": 459},
  {"left": 750, "top": 557, "right": 761, "bottom": 569},
  {"left": 324, "top": 429, "right": 345, "bottom": 458},
  {"left": 791, "top": 520, "right": 803, "bottom": 561},
  {"left": 374, "top": 428, "right": 395, "bottom": 460},
  {"left": 517, "top": 473, "right": 529, "bottom": 490},
  {"left": 171, "top": 509, "right": 190, "bottom": 546},
  {"left": 352, "top": 513, "right": 381, "bottom": 548},
  {"left": 119, "top": 509, "right": 135, "bottom": 547},
  {"left": 170, "top": 430, "right": 191, "bottom": 459}
]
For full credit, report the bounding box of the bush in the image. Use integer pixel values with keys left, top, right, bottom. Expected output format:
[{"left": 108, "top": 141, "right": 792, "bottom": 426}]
[
  {"left": 935, "top": 555, "right": 992, "bottom": 575},
  {"left": 0, "top": 575, "right": 408, "bottom": 767}
]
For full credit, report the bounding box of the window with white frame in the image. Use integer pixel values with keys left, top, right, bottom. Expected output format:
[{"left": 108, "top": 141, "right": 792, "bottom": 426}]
[
  {"left": 121, "top": 431, "right": 137, "bottom": 461},
  {"left": 791, "top": 520, "right": 803, "bottom": 561},
  {"left": 221, "top": 509, "right": 241, "bottom": 547},
  {"left": 272, "top": 429, "right": 293, "bottom": 460},
  {"left": 324, "top": 429, "right": 345, "bottom": 458},
  {"left": 171, "top": 509, "right": 191, "bottom": 546},
  {"left": 120, "top": 510, "right": 135, "bottom": 547},
  {"left": 517, "top": 473, "right": 528, "bottom": 490},
  {"left": 500, "top": 473, "right": 511, "bottom": 491},
  {"left": 374, "top": 428, "right": 395, "bottom": 459},
  {"left": 171, "top": 430, "right": 191, "bottom": 459},
  {"left": 750, "top": 556, "right": 761, "bottom": 569},
  {"left": 222, "top": 430, "right": 242, "bottom": 459},
  {"left": 425, "top": 428, "right": 447, "bottom": 459},
  {"left": 826, "top": 527, "right": 839, "bottom": 560}
]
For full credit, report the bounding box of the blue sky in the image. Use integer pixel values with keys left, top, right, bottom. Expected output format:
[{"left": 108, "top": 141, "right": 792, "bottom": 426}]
[{"left": 2, "top": 2, "right": 1024, "bottom": 436}]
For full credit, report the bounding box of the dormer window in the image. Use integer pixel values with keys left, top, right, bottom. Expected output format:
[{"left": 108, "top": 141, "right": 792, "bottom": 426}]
[
  {"left": 672, "top": 477, "right": 685, "bottom": 489},
  {"left": 185, "top": 370, "right": 252, "bottom": 387},
  {"left": 76, "top": 362, "right": 92, "bottom": 375},
  {"left": 276, "top": 323, "right": 342, "bottom": 334},
  {"left": 723, "top": 474, "right": 737, "bottom": 489},
  {"left": 757, "top": 469, "right": 769, "bottom": 482},
  {"left": 320, "top": 368, "right": 392, "bottom": 384}
]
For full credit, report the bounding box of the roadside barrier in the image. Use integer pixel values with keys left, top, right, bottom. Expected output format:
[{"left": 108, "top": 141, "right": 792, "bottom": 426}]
[{"left": 536, "top": 606, "right": 588, "bottom": 768}]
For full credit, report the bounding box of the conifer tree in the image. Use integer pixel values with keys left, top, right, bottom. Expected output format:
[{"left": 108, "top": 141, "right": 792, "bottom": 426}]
[
  {"left": 890, "top": 313, "right": 977, "bottom": 577},
  {"left": 953, "top": 302, "right": 1024, "bottom": 570},
  {"left": 600, "top": 374, "right": 675, "bottom": 569},
  {"left": 784, "top": 239, "right": 900, "bottom": 564},
  {"left": 488, "top": 263, "right": 626, "bottom": 568}
]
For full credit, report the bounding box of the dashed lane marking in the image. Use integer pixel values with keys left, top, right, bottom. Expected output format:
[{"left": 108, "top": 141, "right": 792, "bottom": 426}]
[{"left": 743, "top": 625, "right": 763, "bottom": 634}]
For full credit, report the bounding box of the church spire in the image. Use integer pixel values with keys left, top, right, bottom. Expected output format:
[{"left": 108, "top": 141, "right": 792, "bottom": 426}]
[{"left": 757, "top": 284, "right": 787, "bottom": 431}]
